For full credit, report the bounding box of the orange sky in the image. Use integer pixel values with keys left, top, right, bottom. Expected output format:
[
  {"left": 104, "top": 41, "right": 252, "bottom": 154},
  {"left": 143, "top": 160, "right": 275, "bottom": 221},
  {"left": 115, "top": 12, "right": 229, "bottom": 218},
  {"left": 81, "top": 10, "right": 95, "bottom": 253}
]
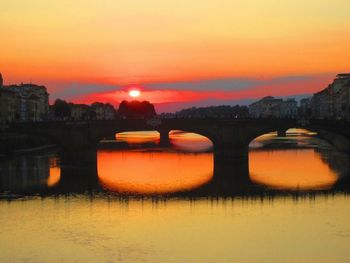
[{"left": 1, "top": 0, "right": 350, "bottom": 111}]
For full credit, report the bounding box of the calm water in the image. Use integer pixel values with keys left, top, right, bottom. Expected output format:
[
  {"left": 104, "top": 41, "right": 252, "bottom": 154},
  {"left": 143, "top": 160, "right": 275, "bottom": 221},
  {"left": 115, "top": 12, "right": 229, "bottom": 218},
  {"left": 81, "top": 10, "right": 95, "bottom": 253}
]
[{"left": 1, "top": 129, "right": 350, "bottom": 262}]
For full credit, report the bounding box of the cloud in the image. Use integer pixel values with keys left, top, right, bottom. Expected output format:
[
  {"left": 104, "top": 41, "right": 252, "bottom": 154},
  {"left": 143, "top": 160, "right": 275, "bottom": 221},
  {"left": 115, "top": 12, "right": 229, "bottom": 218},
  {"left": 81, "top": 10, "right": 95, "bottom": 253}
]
[
  {"left": 52, "top": 83, "right": 123, "bottom": 98},
  {"left": 143, "top": 78, "right": 261, "bottom": 91},
  {"left": 47, "top": 73, "right": 335, "bottom": 112},
  {"left": 50, "top": 73, "right": 331, "bottom": 100},
  {"left": 143, "top": 75, "right": 316, "bottom": 91}
]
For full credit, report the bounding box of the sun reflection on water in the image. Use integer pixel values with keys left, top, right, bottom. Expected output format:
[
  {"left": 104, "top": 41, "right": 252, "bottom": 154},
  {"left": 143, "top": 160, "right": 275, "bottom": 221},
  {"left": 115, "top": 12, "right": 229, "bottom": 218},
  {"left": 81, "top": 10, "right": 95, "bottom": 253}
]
[
  {"left": 116, "top": 131, "right": 160, "bottom": 144},
  {"left": 249, "top": 149, "right": 338, "bottom": 190},
  {"left": 249, "top": 128, "right": 339, "bottom": 190},
  {"left": 98, "top": 149, "right": 214, "bottom": 194},
  {"left": 170, "top": 130, "right": 213, "bottom": 152}
]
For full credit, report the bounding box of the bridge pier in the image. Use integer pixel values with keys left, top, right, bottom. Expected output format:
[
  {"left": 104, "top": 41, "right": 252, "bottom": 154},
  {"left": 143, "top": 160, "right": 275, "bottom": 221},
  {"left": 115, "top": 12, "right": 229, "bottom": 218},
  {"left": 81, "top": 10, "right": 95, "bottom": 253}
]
[
  {"left": 211, "top": 129, "right": 251, "bottom": 163},
  {"left": 58, "top": 146, "right": 98, "bottom": 191},
  {"left": 212, "top": 157, "right": 253, "bottom": 192},
  {"left": 213, "top": 143, "right": 249, "bottom": 163},
  {"left": 60, "top": 148, "right": 97, "bottom": 170},
  {"left": 158, "top": 129, "right": 171, "bottom": 146}
]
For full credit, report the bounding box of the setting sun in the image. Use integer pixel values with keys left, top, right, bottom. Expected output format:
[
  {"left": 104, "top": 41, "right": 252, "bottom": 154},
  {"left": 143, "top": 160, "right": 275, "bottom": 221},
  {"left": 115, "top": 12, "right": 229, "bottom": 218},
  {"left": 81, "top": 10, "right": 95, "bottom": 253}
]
[{"left": 129, "top": 90, "right": 141, "bottom": 98}]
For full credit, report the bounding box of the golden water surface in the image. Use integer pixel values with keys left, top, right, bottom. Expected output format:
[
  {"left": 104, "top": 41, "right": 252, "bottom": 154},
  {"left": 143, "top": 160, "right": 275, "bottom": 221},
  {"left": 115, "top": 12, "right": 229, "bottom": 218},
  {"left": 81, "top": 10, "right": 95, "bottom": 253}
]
[
  {"left": 0, "top": 196, "right": 349, "bottom": 263},
  {"left": 250, "top": 149, "right": 338, "bottom": 190},
  {"left": 0, "top": 129, "right": 349, "bottom": 263},
  {"left": 106, "top": 130, "right": 341, "bottom": 192},
  {"left": 249, "top": 129, "right": 340, "bottom": 190},
  {"left": 98, "top": 150, "right": 213, "bottom": 194},
  {"left": 99, "top": 131, "right": 214, "bottom": 194}
]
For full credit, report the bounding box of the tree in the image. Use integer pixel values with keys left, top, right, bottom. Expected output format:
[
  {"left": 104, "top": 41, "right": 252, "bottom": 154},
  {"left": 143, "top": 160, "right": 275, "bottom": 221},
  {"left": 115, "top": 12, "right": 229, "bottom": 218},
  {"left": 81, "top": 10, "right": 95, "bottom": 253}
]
[
  {"left": 52, "top": 99, "right": 71, "bottom": 119},
  {"left": 118, "top": 100, "right": 156, "bottom": 119}
]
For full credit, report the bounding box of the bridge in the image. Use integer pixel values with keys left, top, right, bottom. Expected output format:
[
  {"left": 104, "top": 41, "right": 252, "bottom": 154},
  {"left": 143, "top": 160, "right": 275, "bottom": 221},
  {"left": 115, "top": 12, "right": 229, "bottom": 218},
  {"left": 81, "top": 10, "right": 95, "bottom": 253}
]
[{"left": 8, "top": 118, "right": 350, "bottom": 173}]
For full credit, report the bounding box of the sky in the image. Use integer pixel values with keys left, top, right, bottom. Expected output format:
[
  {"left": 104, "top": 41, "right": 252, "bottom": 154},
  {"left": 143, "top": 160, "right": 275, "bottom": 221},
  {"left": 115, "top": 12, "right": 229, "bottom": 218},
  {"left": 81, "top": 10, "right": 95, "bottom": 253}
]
[{"left": 1, "top": 0, "right": 350, "bottom": 112}]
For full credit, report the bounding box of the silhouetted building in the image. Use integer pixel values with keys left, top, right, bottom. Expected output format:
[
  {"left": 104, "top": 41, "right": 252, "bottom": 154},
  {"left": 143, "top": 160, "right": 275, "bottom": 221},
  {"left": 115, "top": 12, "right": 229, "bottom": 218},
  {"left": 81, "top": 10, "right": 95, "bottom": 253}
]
[
  {"left": 0, "top": 88, "right": 18, "bottom": 123},
  {"left": 166, "top": 105, "right": 249, "bottom": 118},
  {"left": 50, "top": 100, "right": 116, "bottom": 121},
  {"left": 280, "top": 99, "right": 298, "bottom": 118},
  {"left": 300, "top": 97, "right": 312, "bottom": 117},
  {"left": 249, "top": 96, "right": 297, "bottom": 118},
  {"left": 249, "top": 96, "right": 280, "bottom": 118},
  {"left": 0, "top": 73, "right": 49, "bottom": 122},
  {"left": 311, "top": 73, "right": 350, "bottom": 119},
  {"left": 6, "top": 84, "right": 49, "bottom": 122},
  {"left": 70, "top": 104, "right": 93, "bottom": 120},
  {"left": 91, "top": 102, "right": 116, "bottom": 120}
]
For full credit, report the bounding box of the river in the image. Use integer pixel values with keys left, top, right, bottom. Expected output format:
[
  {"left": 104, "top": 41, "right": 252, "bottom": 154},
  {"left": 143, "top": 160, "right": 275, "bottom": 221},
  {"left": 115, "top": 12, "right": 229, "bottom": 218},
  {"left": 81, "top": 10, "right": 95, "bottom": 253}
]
[{"left": 0, "top": 129, "right": 349, "bottom": 262}]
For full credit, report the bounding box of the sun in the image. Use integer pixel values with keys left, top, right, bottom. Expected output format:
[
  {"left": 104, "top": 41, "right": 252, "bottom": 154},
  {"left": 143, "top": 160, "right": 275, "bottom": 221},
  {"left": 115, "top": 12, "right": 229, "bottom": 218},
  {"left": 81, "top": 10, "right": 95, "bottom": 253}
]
[{"left": 129, "top": 89, "right": 141, "bottom": 98}]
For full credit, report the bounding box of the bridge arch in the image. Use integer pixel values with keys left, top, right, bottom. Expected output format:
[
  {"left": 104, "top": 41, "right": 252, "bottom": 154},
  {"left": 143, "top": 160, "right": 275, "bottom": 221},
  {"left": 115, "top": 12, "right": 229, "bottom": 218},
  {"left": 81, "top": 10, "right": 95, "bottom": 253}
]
[
  {"left": 113, "top": 130, "right": 160, "bottom": 144},
  {"left": 247, "top": 127, "right": 346, "bottom": 191},
  {"left": 169, "top": 130, "right": 213, "bottom": 152},
  {"left": 245, "top": 124, "right": 350, "bottom": 154},
  {"left": 245, "top": 125, "right": 319, "bottom": 147},
  {"left": 10, "top": 119, "right": 350, "bottom": 169},
  {"left": 248, "top": 128, "right": 319, "bottom": 148},
  {"left": 110, "top": 129, "right": 215, "bottom": 150}
]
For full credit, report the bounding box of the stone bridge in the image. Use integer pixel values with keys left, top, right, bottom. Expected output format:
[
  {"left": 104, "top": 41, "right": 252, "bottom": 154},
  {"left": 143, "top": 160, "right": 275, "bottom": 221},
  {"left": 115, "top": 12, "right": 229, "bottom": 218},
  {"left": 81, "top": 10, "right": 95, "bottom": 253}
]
[{"left": 8, "top": 118, "right": 350, "bottom": 173}]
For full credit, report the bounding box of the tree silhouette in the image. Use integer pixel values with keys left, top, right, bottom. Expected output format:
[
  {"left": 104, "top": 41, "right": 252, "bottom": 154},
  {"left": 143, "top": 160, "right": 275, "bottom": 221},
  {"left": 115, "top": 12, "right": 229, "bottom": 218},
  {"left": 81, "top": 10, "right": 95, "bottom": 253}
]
[
  {"left": 118, "top": 100, "right": 156, "bottom": 119},
  {"left": 52, "top": 99, "right": 71, "bottom": 119}
]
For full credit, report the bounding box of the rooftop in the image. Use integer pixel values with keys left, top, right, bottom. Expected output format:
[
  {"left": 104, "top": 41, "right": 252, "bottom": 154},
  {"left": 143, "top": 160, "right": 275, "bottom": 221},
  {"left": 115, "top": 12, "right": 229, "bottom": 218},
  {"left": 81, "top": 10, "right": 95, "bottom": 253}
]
[
  {"left": 336, "top": 73, "right": 350, "bottom": 79},
  {"left": 7, "top": 83, "right": 46, "bottom": 88},
  {"left": 0, "top": 88, "right": 17, "bottom": 95}
]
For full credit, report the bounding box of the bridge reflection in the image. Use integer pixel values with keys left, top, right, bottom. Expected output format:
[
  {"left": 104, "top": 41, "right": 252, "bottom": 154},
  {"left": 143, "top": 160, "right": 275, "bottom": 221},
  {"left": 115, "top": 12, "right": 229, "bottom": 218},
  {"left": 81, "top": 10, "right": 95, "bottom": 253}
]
[
  {"left": 11, "top": 119, "right": 350, "bottom": 165},
  {"left": 0, "top": 155, "right": 60, "bottom": 193},
  {"left": 57, "top": 129, "right": 350, "bottom": 196},
  {"left": 2, "top": 129, "right": 350, "bottom": 198},
  {"left": 97, "top": 150, "right": 214, "bottom": 194},
  {"left": 54, "top": 156, "right": 256, "bottom": 196},
  {"left": 250, "top": 149, "right": 338, "bottom": 190}
]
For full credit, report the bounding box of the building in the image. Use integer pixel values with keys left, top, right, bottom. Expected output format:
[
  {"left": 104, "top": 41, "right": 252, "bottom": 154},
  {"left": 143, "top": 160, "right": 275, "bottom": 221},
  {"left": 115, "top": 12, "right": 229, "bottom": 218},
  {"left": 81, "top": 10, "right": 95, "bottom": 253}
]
[
  {"left": 91, "top": 102, "right": 116, "bottom": 120},
  {"left": 50, "top": 101, "right": 116, "bottom": 121},
  {"left": 280, "top": 99, "right": 298, "bottom": 118},
  {"left": 6, "top": 84, "right": 49, "bottom": 122},
  {"left": 299, "top": 98, "right": 311, "bottom": 117},
  {"left": 70, "top": 104, "right": 92, "bottom": 120},
  {"left": 0, "top": 73, "right": 50, "bottom": 122},
  {"left": 249, "top": 96, "right": 298, "bottom": 119},
  {"left": 311, "top": 74, "right": 350, "bottom": 119},
  {"left": 249, "top": 96, "right": 281, "bottom": 118},
  {"left": 0, "top": 88, "right": 18, "bottom": 123},
  {"left": 311, "top": 89, "right": 330, "bottom": 119},
  {"left": 331, "top": 74, "right": 350, "bottom": 119}
]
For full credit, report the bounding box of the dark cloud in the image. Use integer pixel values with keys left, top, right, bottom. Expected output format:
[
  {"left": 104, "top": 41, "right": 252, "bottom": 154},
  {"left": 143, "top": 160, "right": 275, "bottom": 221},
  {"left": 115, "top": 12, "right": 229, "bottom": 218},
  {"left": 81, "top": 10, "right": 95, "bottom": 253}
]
[
  {"left": 52, "top": 83, "right": 122, "bottom": 98},
  {"left": 144, "top": 75, "right": 316, "bottom": 91},
  {"left": 144, "top": 78, "right": 261, "bottom": 91},
  {"left": 49, "top": 73, "right": 332, "bottom": 101}
]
